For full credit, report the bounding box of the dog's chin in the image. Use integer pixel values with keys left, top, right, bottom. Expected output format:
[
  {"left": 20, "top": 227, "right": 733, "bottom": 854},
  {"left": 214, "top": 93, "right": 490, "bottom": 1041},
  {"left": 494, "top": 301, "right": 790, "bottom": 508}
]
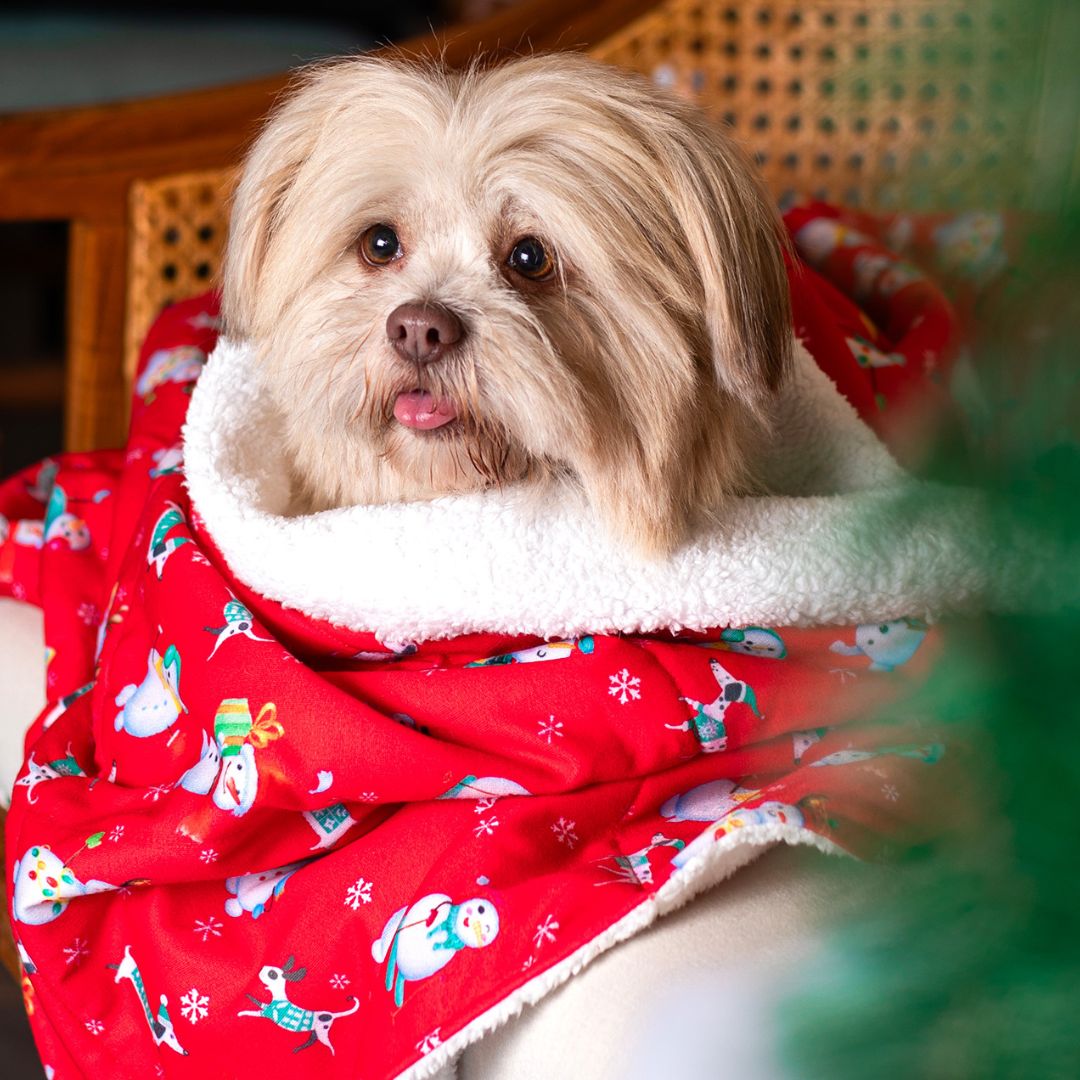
[
  {"left": 380, "top": 417, "right": 528, "bottom": 498},
  {"left": 289, "top": 394, "right": 537, "bottom": 514}
]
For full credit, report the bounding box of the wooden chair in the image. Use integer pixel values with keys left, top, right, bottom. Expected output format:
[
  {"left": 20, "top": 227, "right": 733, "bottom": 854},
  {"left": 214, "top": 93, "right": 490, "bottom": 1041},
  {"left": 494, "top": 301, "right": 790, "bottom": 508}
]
[{"left": 0, "top": 0, "right": 1070, "bottom": 983}]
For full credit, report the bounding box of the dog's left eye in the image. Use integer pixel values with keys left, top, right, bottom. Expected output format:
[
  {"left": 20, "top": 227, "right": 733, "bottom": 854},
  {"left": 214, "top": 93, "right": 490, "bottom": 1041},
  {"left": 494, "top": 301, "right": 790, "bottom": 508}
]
[
  {"left": 360, "top": 224, "right": 403, "bottom": 266},
  {"left": 507, "top": 237, "right": 555, "bottom": 281}
]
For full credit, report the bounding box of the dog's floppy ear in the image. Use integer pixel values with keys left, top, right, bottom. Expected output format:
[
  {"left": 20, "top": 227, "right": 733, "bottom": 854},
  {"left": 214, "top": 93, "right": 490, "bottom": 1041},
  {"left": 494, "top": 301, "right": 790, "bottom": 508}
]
[
  {"left": 661, "top": 104, "right": 793, "bottom": 407},
  {"left": 221, "top": 74, "right": 329, "bottom": 338}
]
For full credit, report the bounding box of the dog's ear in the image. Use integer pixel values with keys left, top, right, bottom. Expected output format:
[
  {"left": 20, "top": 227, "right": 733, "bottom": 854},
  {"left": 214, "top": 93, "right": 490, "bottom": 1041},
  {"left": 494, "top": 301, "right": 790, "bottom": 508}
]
[
  {"left": 660, "top": 104, "right": 793, "bottom": 407},
  {"left": 221, "top": 71, "right": 334, "bottom": 338},
  {"left": 574, "top": 89, "right": 790, "bottom": 555},
  {"left": 223, "top": 56, "right": 401, "bottom": 339}
]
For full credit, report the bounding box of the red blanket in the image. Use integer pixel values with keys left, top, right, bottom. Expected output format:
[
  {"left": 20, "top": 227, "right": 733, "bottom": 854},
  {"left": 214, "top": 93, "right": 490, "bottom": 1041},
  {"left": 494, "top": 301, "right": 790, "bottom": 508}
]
[{"left": 2, "top": 205, "right": 970, "bottom": 1078}]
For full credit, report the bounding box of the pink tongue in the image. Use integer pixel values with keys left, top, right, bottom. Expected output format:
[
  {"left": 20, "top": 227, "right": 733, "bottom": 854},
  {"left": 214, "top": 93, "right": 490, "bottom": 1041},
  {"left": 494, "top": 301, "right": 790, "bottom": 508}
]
[{"left": 393, "top": 391, "right": 457, "bottom": 430}]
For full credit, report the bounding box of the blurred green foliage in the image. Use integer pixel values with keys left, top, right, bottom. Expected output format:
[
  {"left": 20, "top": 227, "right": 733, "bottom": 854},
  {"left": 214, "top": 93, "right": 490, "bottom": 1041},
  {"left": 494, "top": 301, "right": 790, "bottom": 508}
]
[{"left": 782, "top": 2, "right": 1079, "bottom": 1076}]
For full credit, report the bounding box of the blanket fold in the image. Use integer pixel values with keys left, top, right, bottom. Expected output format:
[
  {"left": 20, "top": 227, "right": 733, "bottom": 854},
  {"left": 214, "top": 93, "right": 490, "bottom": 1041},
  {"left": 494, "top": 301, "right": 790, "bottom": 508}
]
[{"left": 1, "top": 206, "right": 979, "bottom": 1080}]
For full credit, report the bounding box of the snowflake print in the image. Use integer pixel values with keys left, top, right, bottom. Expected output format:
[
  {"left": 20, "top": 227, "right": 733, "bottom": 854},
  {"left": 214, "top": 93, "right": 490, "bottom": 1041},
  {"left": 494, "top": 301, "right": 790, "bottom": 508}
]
[
  {"left": 883, "top": 783, "right": 900, "bottom": 802},
  {"left": 143, "top": 784, "right": 172, "bottom": 802},
  {"left": 329, "top": 973, "right": 350, "bottom": 990},
  {"left": 188, "top": 551, "right": 211, "bottom": 567},
  {"left": 63, "top": 937, "right": 89, "bottom": 967},
  {"left": 521, "top": 955, "right": 536, "bottom": 972},
  {"left": 551, "top": 817, "right": 578, "bottom": 848},
  {"left": 345, "top": 878, "right": 373, "bottom": 910},
  {"left": 199, "top": 848, "right": 219, "bottom": 864},
  {"left": 193, "top": 917, "right": 222, "bottom": 942},
  {"left": 77, "top": 602, "right": 99, "bottom": 627},
  {"left": 85, "top": 1019, "right": 105, "bottom": 1036},
  {"left": 474, "top": 796, "right": 498, "bottom": 814},
  {"left": 358, "top": 792, "right": 378, "bottom": 802},
  {"left": 608, "top": 668, "right": 641, "bottom": 705},
  {"left": 533, "top": 915, "right": 559, "bottom": 948},
  {"left": 829, "top": 667, "right": 857, "bottom": 683},
  {"left": 417, "top": 1029, "right": 443, "bottom": 1055},
  {"left": 179, "top": 988, "right": 209, "bottom": 1024},
  {"left": 538, "top": 715, "right": 564, "bottom": 743},
  {"left": 11, "top": 582, "right": 25, "bottom": 601},
  {"left": 108, "top": 825, "right": 125, "bottom": 843},
  {"left": 474, "top": 816, "right": 499, "bottom": 838}
]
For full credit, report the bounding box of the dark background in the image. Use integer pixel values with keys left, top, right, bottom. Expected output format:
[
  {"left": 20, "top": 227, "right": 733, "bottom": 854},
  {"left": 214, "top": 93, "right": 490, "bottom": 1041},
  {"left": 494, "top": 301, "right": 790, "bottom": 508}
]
[{"left": 3, "top": 1, "right": 441, "bottom": 42}]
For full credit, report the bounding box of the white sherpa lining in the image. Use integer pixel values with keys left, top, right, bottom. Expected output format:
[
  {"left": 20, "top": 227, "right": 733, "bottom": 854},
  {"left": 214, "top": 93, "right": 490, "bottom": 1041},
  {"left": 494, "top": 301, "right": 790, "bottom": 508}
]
[{"left": 184, "top": 337, "right": 992, "bottom": 641}]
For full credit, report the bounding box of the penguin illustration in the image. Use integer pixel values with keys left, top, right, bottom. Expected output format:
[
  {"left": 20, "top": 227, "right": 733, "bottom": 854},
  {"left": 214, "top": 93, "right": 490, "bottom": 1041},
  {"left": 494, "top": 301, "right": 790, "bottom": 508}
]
[
  {"left": 146, "top": 503, "right": 191, "bottom": 579},
  {"left": 114, "top": 644, "right": 187, "bottom": 737}
]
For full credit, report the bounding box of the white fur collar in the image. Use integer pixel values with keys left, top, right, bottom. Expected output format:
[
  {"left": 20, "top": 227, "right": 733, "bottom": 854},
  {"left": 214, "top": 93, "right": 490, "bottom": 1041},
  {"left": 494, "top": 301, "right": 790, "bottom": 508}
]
[{"left": 183, "top": 338, "right": 991, "bottom": 641}]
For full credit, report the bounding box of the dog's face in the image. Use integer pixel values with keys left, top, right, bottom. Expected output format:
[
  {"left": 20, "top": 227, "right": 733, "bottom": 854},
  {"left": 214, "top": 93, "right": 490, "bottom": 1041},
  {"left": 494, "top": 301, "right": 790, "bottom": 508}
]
[{"left": 223, "top": 54, "right": 791, "bottom": 554}]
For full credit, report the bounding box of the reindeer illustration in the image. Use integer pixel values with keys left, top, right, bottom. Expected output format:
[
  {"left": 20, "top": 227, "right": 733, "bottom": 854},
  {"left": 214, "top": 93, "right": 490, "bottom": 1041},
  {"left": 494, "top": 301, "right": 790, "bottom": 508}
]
[
  {"left": 108, "top": 945, "right": 187, "bottom": 1055},
  {"left": 238, "top": 955, "right": 359, "bottom": 1054}
]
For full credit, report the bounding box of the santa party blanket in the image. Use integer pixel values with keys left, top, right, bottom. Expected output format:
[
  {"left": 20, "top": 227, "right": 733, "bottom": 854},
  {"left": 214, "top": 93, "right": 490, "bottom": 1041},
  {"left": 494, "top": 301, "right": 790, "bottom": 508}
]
[{"left": 1, "top": 205, "right": 1003, "bottom": 1079}]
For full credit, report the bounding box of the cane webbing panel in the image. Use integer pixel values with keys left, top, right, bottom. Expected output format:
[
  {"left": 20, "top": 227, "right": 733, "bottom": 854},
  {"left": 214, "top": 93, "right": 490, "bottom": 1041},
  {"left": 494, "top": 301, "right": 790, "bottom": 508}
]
[
  {"left": 591, "top": 0, "right": 1048, "bottom": 211},
  {"left": 126, "top": 168, "right": 237, "bottom": 384}
]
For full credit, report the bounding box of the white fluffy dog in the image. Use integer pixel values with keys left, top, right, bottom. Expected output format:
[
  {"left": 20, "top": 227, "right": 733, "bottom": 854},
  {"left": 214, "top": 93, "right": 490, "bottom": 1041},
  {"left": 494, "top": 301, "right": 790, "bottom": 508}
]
[{"left": 223, "top": 53, "right": 792, "bottom": 554}]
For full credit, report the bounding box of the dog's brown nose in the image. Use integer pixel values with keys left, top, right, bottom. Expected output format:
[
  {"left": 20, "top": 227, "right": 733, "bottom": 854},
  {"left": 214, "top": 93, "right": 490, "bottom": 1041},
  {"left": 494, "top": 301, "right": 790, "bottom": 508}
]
[{"left": 386, "top": 303, "right": 463, "bottom": 364}]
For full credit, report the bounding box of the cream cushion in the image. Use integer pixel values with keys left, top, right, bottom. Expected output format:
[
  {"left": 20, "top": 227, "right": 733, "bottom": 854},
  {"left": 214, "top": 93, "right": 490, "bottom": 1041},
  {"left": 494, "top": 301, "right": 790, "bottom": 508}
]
[{"left": 0, "top": 598, "right": 45, "bottom": 806}]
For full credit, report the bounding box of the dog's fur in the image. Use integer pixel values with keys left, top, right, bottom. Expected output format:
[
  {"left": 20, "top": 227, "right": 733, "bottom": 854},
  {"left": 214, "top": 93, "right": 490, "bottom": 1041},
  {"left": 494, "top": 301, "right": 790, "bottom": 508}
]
[{"left": 222, "top": 54, "right": 792, "bottom": 555}]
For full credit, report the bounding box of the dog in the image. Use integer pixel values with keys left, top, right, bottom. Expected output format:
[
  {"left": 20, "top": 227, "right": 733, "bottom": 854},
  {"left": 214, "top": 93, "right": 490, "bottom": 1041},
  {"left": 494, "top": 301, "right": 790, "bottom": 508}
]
[{"left": 222, "top": 53, "right": 792, "bottom": 555}]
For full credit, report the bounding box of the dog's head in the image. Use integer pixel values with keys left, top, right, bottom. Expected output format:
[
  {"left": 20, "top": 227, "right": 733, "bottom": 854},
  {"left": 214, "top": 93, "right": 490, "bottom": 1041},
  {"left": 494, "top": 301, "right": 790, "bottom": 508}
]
[{"left": 223, "top": 54, "right": 792, "bottom": 554}]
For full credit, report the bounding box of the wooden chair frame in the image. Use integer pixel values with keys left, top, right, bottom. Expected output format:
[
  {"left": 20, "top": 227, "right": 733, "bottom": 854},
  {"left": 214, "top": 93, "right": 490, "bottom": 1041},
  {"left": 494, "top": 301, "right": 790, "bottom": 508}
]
[{"left": 1, "top": 0, "right": 1074, "bottom": 452}]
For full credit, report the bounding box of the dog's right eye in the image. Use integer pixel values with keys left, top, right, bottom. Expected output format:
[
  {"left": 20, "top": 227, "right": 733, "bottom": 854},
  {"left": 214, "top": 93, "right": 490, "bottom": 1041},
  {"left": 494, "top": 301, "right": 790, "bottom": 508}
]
[
  {"left": 360, "top": 224, "right": 403, "bottom": 267},
  {"left": 507, "top": 236, "right": 555, "bottom": 281}
]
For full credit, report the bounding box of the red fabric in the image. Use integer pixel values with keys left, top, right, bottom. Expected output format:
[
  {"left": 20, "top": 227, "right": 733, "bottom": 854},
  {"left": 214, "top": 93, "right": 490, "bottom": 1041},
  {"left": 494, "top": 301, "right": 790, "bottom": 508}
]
[
  {"left": 784, "top": 202, "right": 966, "bottom": 463},
  {"left": 3, "top": 214, "right": 961, "bottom": 1078}
]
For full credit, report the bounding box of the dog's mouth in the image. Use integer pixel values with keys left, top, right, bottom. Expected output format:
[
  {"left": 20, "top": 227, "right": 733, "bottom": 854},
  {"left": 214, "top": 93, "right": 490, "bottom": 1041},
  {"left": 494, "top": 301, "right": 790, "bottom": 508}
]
[
  {"left": 392, "top": 390, "right": 458, "bottom": 431},
  {"left": 372, "top": 378, "right": 531, "bottom": 490}
]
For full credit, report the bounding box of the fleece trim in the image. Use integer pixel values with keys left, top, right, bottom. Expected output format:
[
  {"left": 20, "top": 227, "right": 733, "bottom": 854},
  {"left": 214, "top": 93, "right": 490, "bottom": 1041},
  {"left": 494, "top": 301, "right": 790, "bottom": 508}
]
[{"left": 183, "top": 337, "right": 992, "bottom": 642}]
